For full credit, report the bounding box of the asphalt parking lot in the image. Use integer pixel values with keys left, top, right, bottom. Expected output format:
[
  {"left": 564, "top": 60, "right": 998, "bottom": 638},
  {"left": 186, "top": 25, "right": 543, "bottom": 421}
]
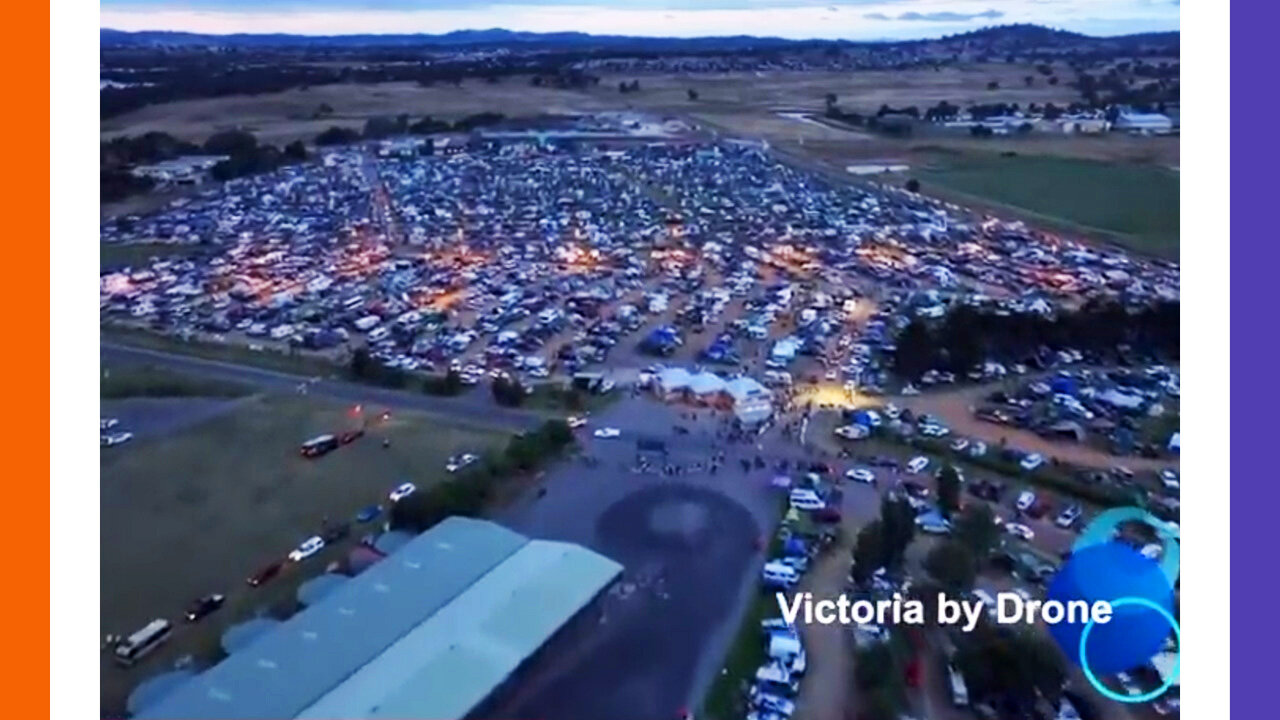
[{"left": 493, "top": 395, "right": 813, "bottom": 719}]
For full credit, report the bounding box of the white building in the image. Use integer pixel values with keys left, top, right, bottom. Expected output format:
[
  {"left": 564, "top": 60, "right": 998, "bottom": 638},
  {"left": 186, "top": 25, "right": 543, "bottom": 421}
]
[{"left": 1114, "top": 113, "right": 1174, "bottom": 134}]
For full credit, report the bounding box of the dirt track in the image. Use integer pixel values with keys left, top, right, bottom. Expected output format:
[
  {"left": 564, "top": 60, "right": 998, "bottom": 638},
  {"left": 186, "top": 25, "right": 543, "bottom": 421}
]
[{"left": 896, "top": 384, "right": 1179, "bottom": 472}]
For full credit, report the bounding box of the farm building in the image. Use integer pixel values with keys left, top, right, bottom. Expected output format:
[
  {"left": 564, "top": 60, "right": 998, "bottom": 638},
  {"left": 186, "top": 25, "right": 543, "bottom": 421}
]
[
  {"left": 133, "top": 518, "right": 622, "bottom": 720},
  {"left": 1114, "top": 113, "right": 1175, "bottom": 134}
]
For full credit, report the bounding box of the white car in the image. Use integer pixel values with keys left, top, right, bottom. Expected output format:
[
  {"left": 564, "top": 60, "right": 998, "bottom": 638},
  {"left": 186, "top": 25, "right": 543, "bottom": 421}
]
[
  {"left": 1005, "top": 523, "right": 1035, "bottom": 541},
  {"left": 906, "top": 456, "right": 930, "bottom": 474},
  {"left": 845, "top": 468, "right": 876, "bottom": 484},
  {"left": 1016, "top": 490, "right": 1037, "bottom": 512},
  {"left": 288, "top": 536, "right": 325, "bottom": 562},
  {"left": 967, "top": 441, "right": 988, "bottom": 457},
  {"left": 901, "top": 384, "right": 921, "bottom": 395},
  {"left": 834, "top": 425, "right": 869, "bottom": 440},
  {"left": 1159, "top": 469, "right": 1180, "bottom": 490},
  {"left": 1020, "top": 453, "right": 1045, "bottom": 472},
  {"left": 567, "top": 415, "right": 588, "bottom": 429},
  {"left": 446, "top": 453, "right": 478, "bottom": 473},
  {"left": 101, "top": 431, "right": 134, "bottom": 447},
  {"left": 100, "top": 417, "right": 119, "bottom": 431},
  {"left": 920, "top": 424, "right": 951, "bottom": 438},
  {"left": 593, "top": 427, "right": 621, "bottom": 439},
  {"left": 950, "top": 438, "right": 969, "bottom": 452},
  {"left": 389, "top": 482, "right": 417, "bottom": 502}
]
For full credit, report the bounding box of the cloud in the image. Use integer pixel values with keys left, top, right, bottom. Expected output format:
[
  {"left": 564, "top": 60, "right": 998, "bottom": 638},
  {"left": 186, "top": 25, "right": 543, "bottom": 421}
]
[{"left": 865, "top": 9, "right": 1004, "bottom": 22}]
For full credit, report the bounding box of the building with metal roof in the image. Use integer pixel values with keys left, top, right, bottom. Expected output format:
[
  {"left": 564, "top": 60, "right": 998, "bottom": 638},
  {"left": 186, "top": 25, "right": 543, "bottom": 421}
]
[{"left": 135, "top": 517, "right": 621, "bottom": 720}]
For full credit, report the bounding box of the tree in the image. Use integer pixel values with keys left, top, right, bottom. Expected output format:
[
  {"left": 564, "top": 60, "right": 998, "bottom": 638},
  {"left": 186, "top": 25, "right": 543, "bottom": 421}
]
[
  {"left": 851, "top": 520, "right": 886, "bottom": 584},
  {"left": 860, "top": 687, "right": 899, "bottom": 720},
  {"left": 937, "top": 464, "right": 962, "bottom": 518},
  {"left": 491, "top": 375, "right": 527, "bottom": 407},
  {"left": 1024, "top": 75, "right": 1034, "bottom": 87},
  {"left": 955, "top": 626, "right": 1066, "bottom": 708},
  {"left": 854, "top": 643, "right": 896, "bottom": 690},
  {"left": 953, "top": 503, "right": 1000, "bottom": 559},
  {"left": 283, "top": 140, "right": 308, "bottom": 162},
  {"left": 893, "top": 319, "right": 934, "bottom": 381},
  {"left": 904, "top": 178, "right": 920, "bottom": 193},
  {"left": 986, "top": 80, "right": 1000, "bottom": 90},
  {"left": 315, "top": 126, "right": 360, "bottom": 146},
  {"left": 687, "top": 88, "right": 699, "bottom": 101},
  {"left": 824, "top": 92, "right": 837, "bottom": 107},
  {"left": 924, "top": 540, "right": 977, "bottom": 593},
  {"left": 879, "top": 495, "right": 916, "bottom": 570},
  {"left": 203, "top": 129, "right": 258, "bottom": 156}
]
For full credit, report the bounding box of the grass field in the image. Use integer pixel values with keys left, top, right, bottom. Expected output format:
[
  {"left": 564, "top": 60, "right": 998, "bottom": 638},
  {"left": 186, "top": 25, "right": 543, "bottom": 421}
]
[
  {"left": 913, "top": 150, "right": 1180, "bottom": 257},
  {"left": 103, "top": 325, "right": 343, "bottom": 378},
  {"left": 100, "top": 393, "right": 507, "bottom": 714},
  {"left": 101, "top": 362, "right": 252, "bottom": 399}
]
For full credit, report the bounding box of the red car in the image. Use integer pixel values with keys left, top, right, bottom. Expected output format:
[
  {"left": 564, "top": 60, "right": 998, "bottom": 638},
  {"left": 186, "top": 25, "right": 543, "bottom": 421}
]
[
  {"left": 247, "top": 560, "right": 283, "bottom": 587},
  {"left": 814, "top": 506, "right": 843, "bottom": 524}
]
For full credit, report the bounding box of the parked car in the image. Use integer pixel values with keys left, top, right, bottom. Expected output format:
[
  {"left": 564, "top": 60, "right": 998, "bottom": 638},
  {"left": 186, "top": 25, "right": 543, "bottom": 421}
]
[
  {"left": 247, "top": 560, "right": 283, "bottom": 587},
  {"left": 355, "top": 504, "right": 383, "bottom": 523},
  {"left": 1016, "top": 490, "right": 1037, "bottom": 512},
  {"left": 845, "top": 467, "right": 876, "bottom": 485},
  {"left": 389, "top": 482, "right": 417, "bottom": 502},
  {"left": 1055, "top": 504, "right": 1083, "bottom": 528},
  {"left": 1005, "top": 523, "right": 1035, "bottom": 541},
  {"left": 184, "top": 593, "right": 226, "bottom": 622},
  {"left": 288, "top": 536, "right": 325, "bottom": 562},
  {"left": 446, "top": 453, "right": 479, "bottom": 473},
  {"left": 593, "top": 427, "right": 621, "bottom": 439},
  {"left": 1020, "top": 453, "right": 1045, "bottom": 471},
  {"left": 906, "top": 456, "right": 930, "bottom": 474}
]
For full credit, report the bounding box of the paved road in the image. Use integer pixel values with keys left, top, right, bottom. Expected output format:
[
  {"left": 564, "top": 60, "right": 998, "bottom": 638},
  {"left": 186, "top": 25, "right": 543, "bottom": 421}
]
[{"left": 101, "top": 343, "right": 543, "bottom": 433}]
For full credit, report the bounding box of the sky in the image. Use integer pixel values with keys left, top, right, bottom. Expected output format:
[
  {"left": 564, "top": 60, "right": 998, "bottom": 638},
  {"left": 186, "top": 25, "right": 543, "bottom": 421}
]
[{"left": 98, "top": 0, "right": 1181, "bottom": 40}]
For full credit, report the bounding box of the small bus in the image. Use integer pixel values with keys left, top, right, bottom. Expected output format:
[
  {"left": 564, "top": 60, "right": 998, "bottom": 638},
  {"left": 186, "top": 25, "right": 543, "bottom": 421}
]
[{"left": 114, "top": 619, "right": 172, "bottom": 667}]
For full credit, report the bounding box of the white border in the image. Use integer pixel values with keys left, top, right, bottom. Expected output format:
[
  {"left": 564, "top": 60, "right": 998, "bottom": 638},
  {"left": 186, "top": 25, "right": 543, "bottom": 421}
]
[
  {"left": 1178, "top": 0, "right": 1230, "bottom": 715},
  {"left": 52, "top": 0, "right": 99, "bottom": 719},
  {"left": 59, "top": 5, "right": 1224, "bottom": 720}
]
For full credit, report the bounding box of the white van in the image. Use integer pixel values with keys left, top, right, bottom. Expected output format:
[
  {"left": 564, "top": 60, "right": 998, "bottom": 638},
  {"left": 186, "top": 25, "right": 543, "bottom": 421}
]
[
  {"left": 762, "top": 562, "right": 799, "bottom": 588},
  {"left": 789, "top": 489, "right": 825, "bottom": 511},
  {"left": 764, "top": 370, "right": 793, "bottom": 387},
  {"left": 906, "top": 456, "right": 930, "bottom": 474}
]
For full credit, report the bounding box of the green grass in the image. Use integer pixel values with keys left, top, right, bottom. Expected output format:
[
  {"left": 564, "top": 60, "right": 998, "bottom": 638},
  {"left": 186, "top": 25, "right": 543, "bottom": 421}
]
[
  {"left": 100, "top": 393, "right": 509, "bottom": 715},
  {"left": 101, "top": 363, "right": 254, "bottom": 399},
  {"left": 915, "top": 151, "right": 1179, "bottom": 257},
  {"left": 101, "top": 242, "right": 211, "bottom": 271},
  {"left": 103, "top": 324, "right": 341, "bottom": 378},
  {"left": 523, "top": 384, "right": 621, "bottom": 416},
  {"left": 701, "top": 498, "right": 788, "bottom": 720}
]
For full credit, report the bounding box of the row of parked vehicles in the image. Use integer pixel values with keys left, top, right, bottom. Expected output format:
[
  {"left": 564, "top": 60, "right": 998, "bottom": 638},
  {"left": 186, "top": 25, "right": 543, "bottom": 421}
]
[{"left": 112, "top": 477, "right": 422, "bottom": 668}]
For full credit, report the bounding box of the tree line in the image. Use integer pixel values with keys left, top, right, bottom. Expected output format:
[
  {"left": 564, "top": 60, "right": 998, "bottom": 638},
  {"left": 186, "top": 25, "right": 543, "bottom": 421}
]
[
  {"left": 389, "top": 419, "right": 574, "bottom": 532},
  {"left": 892, "top": 300, "right": 1179, "bottom": 382}
]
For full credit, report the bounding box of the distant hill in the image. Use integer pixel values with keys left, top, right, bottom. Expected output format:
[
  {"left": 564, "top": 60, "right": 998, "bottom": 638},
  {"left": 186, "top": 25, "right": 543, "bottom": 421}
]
[{"left": 99, "top": 24, "right": 1177, "bottom": 51}]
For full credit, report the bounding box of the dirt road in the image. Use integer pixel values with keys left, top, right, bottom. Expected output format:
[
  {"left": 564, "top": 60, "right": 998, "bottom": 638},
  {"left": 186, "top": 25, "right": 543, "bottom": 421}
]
[
  {"left": 793, "top": 542, "right": 854, "bottom": 720},
  {"left": 897, "top": 383, "right": 1178, "bottom": 473}
]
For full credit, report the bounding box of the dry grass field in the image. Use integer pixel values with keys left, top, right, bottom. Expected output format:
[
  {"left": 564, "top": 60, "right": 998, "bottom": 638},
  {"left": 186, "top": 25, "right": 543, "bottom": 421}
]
[{"left": 101, "top": 64, "right": 1177, "bottom": 254}]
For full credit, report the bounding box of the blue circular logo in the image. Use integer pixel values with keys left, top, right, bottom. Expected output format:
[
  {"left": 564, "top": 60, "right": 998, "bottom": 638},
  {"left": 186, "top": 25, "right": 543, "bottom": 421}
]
[{"left": 1044, "top": 507, "right": 1180, "bottom": 699}]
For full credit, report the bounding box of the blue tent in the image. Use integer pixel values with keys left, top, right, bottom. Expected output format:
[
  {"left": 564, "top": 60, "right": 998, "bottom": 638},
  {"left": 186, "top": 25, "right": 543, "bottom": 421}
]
[{"left": 1051, "top": 377, "right": 1077, "bottom": 395}]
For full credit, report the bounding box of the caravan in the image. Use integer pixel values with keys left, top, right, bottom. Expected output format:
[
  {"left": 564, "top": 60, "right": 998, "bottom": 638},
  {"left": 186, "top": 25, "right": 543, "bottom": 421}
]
[{"left": 761, "top": 562, "right": 799, "bottom": 589}]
